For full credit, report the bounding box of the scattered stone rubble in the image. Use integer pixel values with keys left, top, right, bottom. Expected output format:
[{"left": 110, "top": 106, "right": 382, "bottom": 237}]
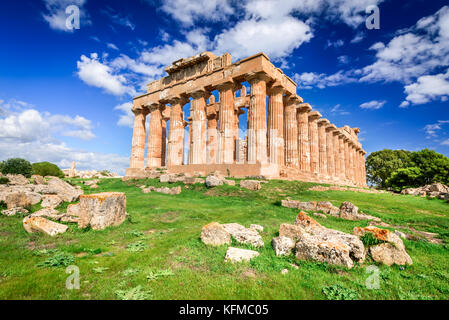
[
  {"left": 281, "top": 199, "right": 380, "bottom": 221},
  {"left": 309, "top": 185, "right": 385, "bottom": 194},
  {"left": 225, "top": 247, "right": 259, "bottom": 263},
  {"left": 62, "top": 162, "right": 120, "bottom": 179},
  {"left": 141, "top": 185, "right": 181, "bottom": 195},
  {"left": 23, "top": 215, "right": 68, "bottom": 236},
  {"left": 401, "top": 183, "right": 449, "bottom": 201}
]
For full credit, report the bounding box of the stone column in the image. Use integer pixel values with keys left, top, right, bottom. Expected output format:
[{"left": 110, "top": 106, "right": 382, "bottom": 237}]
[
  {"left": 146, "top": 104, "right": 163, "bottom": 168},
  {"left": 348, "top": 141, "right": 355, "bottom": 184},
  {"left": 129, "top": 108, "right": 148, "bottom": 169},
  {"left": 338, "top": 133, "right": 346, "bottom": 181},
  {"left": 268, "top": 84, "right": 285, "bottom": 165},
  {"left": 326, "top": 124, "right": 337, "bottom": 179},
  {"left": 356, "top": 148, "right": 363, "bottom": 186},
  {"left": 343, "top": 137, "right": 350, "bottom": 181},
  {"left": 189, "top": 89, "right": 208, "bottom": 165},
  {"left": 317, "top": 118, "right": 330, "bottom": 177},
  {"left": 332, "top": 130, "right": 341, "bottom": 180},
  {"left": 283, "top": 96, "right": 300, "bottom": 167},
  {"left": 206, "top": 114, "right": 218, "bottom": 164},
  {"left": 247, "top": 73, "right": 269, "bottom": 164},
  {"left": 217, "top": 81, "right": 235, "bottom": 164},
  {"left": 167, "top": 97, "right": 187, "bottom": 166},
  {"left": 308, "top": 111, "right": 322, "bottom": 175},
  {"left": 297, "top": 103, "right": 312, "bottom": 172},
  {"left": 361, "top": 150, "right": 367, "bottom": 186},
  {"left": 161, "top": 118, "right": 167, "bottom": 166}
]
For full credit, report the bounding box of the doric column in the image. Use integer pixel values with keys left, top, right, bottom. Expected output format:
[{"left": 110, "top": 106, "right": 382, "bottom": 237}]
[
  {"left": 308, "top": 111, "right": 322, "bottom": 175},
  {"left": 206, "top": 114, "right": 218, "bottom": 164},
  {"left": 167, "top": 96, "right": 187, "bottom": 166},
  {"left": 161, "top": 118, "right": 167, "bottom": 166},
  {"left": 332, "top": 130, "right": 341, "bottom": 180},
  {"left": 297, "top": 103, "right": 312, "bottom": 172},
  {"left": 268, "top": 83, "right": 285, "bottom": 165},
  {"left": 146, "top": 104, "right": 163, "bottom": 168},
  {"left": 217, "top": 81, "right": 235, "bottom": 164},
  {"left": 189, "top": 89, "right": 208, "bottom": 164},
  {"left": 344, "top": 137, "right": 351, "bottom": 181},
  {"left": 326, "top": 124, "right": 337, "bottom": 179},
  {"left": 348, "top": 141, "right": 355, "bottom": 184},
  {"left": 361, "top": 150, "right": 367, "bottom": 186},
  {"left": 129, "top": 108, "right": 148, "bottom": 169},
  {"left": 338, "top": 133, "right": 346, "bottom": 181},
  {"left": 356, "top": 148, "right": 363, "bottom": 186},
  {"left": 317, "top": 118, "right": 330, "bottom": 177},
  {"left": 283, "top": 96, "right": 300, "bottom": 167},
  {"left": 247, "top": 73, "right": 269, "bottom": 164}
]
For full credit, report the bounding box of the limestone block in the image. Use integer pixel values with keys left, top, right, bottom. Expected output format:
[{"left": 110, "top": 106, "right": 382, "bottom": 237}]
[
  {"left": 201, "top": 222, "right": 231, "bottom": 246},
  {"left": 41, "top": 195, "right": 63, "bottom": 208},
  {"left": 239, "top": 180, "right": 261, "bottom": 191},
  {"left": 32, "top": 175, "right": 46, "bottom": 185},
  {"left": 222, "top": 223, "right": 264, "bottom": 247},
  {"left": 223, "top": 179, "right": 235, "bottom": 186},
  {"left": 5, "top": 192, "right": 31, "bottom": 209},
  {"left": 2, "top": 207, "right": 29, "bottom": 216},
  {"left": 316, "top": 201, "right": 339, "bottom": 216},
  {"left": 281, "top": 199, "right": 300, "bottom": 209},
  {"left": 250, "top": 224, "right": 264, "bottom": 232},
  {"left": 225, "top": 247, "right": 259, "bottom": 263},
  {"left": 5, "top": 174, "right": 29, "bottom": 185},
  {"left": 298, "top": 201, "right": 317, "bottom": 211},
  {"left": 67, "top": 203, "right": 80, "bottom": 216},
  {"left": 46, "top": 177, "right": 83, "bottom": 202},
  {"left": 23, "top": 216, "right": 68, "bottom": 236},
  {"left": 78, "top": 192, "right": 127, "bottom": 230},
  {"left": 205, "top": 175, "right": 223, "bottom": 187},
  {"left": 272, "top": 236, "right": 295, "bottom": 256}
]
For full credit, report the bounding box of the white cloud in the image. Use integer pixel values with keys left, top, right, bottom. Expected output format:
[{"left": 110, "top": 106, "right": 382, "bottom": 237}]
[
  {"left": 107, "top": 43, "right": 119, "bottom": 51},
  {"left": 442, "top": 139, "right": 449, "bottom": 146},
  {"left": 351, "top": 32, "right": 365, "bottom": 43},
  {"left": 293, "top": 70, "right": 358, "bottom": 89},
  {"left": 114, "top": 102, "right": 134, "bottom": 128},
  {"left": 42, "top": 0, "right": 90, "bottom": 32},
  {"left": 423, "top": 120, "right": 449, "bottom": 138},
  {"left": 76, "top": 53, "right": 135, "bottom": 96},
  {"left": 338, "top": 55, "right": 350, "bottom": 64},
  {"left": 101, "top": 7, "right": 136, "bottom": 30},
  {"left": 326, "top": 39, "right": 344, "bottom": 48},
  {"left": 401, "top": 70, "right": 449, "bottom": 106},
  {"left": 330, "top": 104, "right": 350, "bottom": 116},
  {"left": 360, "top": 100, "right": 386, "bottom": 110},
  {"left": 160, "top": 0, "right": 234, "bottom": 26}
]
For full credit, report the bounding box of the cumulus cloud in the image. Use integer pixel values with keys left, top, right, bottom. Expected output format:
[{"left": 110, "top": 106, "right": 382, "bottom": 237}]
[
  {"left": 360, "top": 100, "right": 386, "bottom": 110},
  {"left": 400, "top": 70, "right": 449, "bottom": 106},
  {"left": 42, "top": 0, "right": 90, "bottom": 32},
  {"left": 423, "top": 120, "right": 449, "bottom": 138},
  {"left": 76, "top": 53, "right": 135, "bottom": 96},
  {"left": 114, "top": 102, "right": 134, "bottom": 128},
  {"left": 293, "top": 70, "right": 358, "bottom": 89}
]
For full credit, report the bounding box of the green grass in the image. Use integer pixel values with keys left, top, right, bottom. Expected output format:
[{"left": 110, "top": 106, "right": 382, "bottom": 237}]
[{"left": 0, "top": 177, "right": 448, "bottom": 300}]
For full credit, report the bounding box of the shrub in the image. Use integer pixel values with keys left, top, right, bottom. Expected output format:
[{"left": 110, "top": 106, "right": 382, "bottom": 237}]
[
  {"left": 0, "top": 177, "right": 10, "bottom": 184},
  {"left": 322, "top": 284, "right": 358, "bottom": 300},
  {"left": 32, "top": 162, "right": 64, "bottom": 178},
  {"left": 0, "top": 158, "right": 32, "bottom": 177}
]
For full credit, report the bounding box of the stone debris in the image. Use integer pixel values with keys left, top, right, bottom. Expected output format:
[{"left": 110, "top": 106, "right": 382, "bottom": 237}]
[
  {"left": 83, "top": 180, "right": 98, "bottom": 186},
  {"left": 78, "top": 192, "right": 127, "bottom": 230},
  {"left": 32, "top": 175, "right": 46, "bottom": 185},
  {"left": 401, "top": 183, "right": 449, "bottom": 200},
  {"left": 142, "top": 186, "right": 181, "bottom": 195},
  {"left": 272, "top": 236, "right": 295, "bottom": 256},
  {"left": 222, "top": 223, "right": 264, "bottom": 247},
  {"left": 201, "top": 222, "right": 231, "bottom": 246},
  {"left": 277, "top": 212, "right": 365, "bottom": 268},
  {"left": 4, "top": 191, "right": 31, "bottom": 209},
  {"left": 29, "top": 208, "right": 79, "bottom": 223},
  {"left": 309, "top": 185, "right": 384, "bottom": 194},
  {"left": 184, "top": 177, "right": 205, "bottom": 185},
  {"left": 223, "top": 179, "right": 236, "bottom": 186},
  {"left": 46, "top": 177, "right": 83, "bottom": 202},
  {"left": 1, "top": 207, "right": 29, "bottom": 216},
  {"left": 5, "top": 174, "right": 29, "bottom": 185},
  {"left": 225, "top": 247, "right": 259, "bottom": 263},
  {"left": 250, "top": 224, "right": 264, "bottom": 232},
  {"left": 239, "top": 180, "right": 262, "bottom": 191},
  {"left": 66, "top": 203, "right": 80, "bottom": 217},
  {"left": 339, "top": 202, "right": 380, "bottom": 221},
  {"left": 353, "top": 226, "right": 412, "bottom": 266},
  {"left": 205, "top": 174, "right": 224, "bottom": 187},
  {"left": 41, "top": 195, "right": 63, "bottom": 208},
  {"left": 23, "top": 216, "right": 68, "bottom": 236}
]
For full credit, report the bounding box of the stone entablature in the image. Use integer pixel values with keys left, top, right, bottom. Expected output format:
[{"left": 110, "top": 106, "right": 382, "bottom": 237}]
[{"left": 126, "top": 52, "right": 367, "bottom": 187}]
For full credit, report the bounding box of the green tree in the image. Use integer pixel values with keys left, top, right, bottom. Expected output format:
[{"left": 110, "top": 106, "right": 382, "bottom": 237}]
[
  {"left": 365, "top": 149, "right": 411, "bottom": 188},
  {"left": 409, "top": 149, "right": 449, "bottom": 185},
  {"left": 0, "top": 158, "right": 33, "bottom": 177},
  {"left": 386, "top": 167, "right": 422, "bottom": 192},
  {"left": 32, "top": 162, "right": 64, "bottom": 178}
]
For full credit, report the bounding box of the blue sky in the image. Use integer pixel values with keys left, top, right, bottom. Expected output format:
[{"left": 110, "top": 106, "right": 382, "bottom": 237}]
[{"left": 1, "top": 0, "right": 449, "bottom": 174}]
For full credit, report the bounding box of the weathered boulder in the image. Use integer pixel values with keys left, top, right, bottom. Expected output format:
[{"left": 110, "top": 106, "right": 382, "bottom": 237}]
[
  {"left": 272, "top": 236, "right": 295, "bottom": 256},
  {"left": 32, "top": 175, "right": 46, "bottom": 185},
  {"left": 83, "top": 179, "right": 98, "bottom": 186},
  {"left": 223, "top": 179, "right": 236, "bottom": 186},
  {"left": 339, "top": 201, "right": 380, "bottom": 221},
  {"left": 159, "top": 174, "right": 170, "bottom": 183},
  {"left": 316, "top": 201, "right": 340, "bottom": 215},
  {"left": 281, "top": 199, "right": 300, "bottom": 209},
  {"left": 46, "top": 177, "right": 82, "bottom": 202},
  {"left": 67, "top": 203, "right": 80, "bottom": 216},
  {"left": 250, "top": 224, "right": 264, "bottom": 232},
  {"left": 78, "top": 192, "right": 127, "bottom": 230},
  {"left": 23, "top": 216, "right": 68, "bottom": 236},
  {"left": 1, "top": 207, "right": 29, "bottom": 216},
  {"left": 5, "top": 192, "right": 31, "bottom": 209},
  {"left": 298, "top": 201, "right": 317, "bottom": 211},
  {"left": 225, "top": 247, "right": 259, "bottom": 263},
  {"left": 205, "top": 175, "right": 223, "bottom": 187},
  {"left": 142, "top": 186, "right": 181, "bottom": 195},
  {"left": 239, "top": 180, "right": 261, "bottom": 191},
  {"left": 222, "top": 223, "right": 264, "bottom": 247},
  {"left": 41, "top": 195, "right": 63, "bottom": 208},
  {"left": 353, "top": 226, "right": 412, "bottom": 266},
  {"left": 184, "top": 177, "right": 205, "bottom": 185},
  {"left": 6, "top": 174, "right": 29, "bottom": 185},
  {"left": 201, "top": 222, "right": 231, "bottom": 246}
]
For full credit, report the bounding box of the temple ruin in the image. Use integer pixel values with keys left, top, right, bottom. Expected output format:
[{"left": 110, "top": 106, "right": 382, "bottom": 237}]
[{"left": 126, "top": 52, "right": 367, "bottom": 187}]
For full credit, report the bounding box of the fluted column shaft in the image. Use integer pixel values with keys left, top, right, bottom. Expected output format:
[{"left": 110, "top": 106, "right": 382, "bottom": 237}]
[
  {"left": 361, "top": 152, "right": 367, "bottom": 186},
  {"left": 317, "top": 119, "right": 328, "bottom": 176},
  {"left": 326, "top": 127, "right": 336, "bottom": 178},
  {"left": 348, "top": 142, "right": 355, "bottom": 183},
  {"left": 338, "top": 135, "right": 346, "bottom": 181},
  {"left": 207, "top": 116, "right": 218, "bottom": 164},
  {"left": 248, "top": 75, "right": 268, "bottom": 164},
  {"left": 308, "top": 113, "right": 321, "bottom": 175},
  {"left": 333, "top": 132, "right": 340, "bottom": 179},
  {"left": 344, "top": 138, "right": 350, "bottom": 181},
  {"left": 284, "top": 99, "right": 299, "bottom": 167},
  {"left": 218, "top": 83, "right": 235, "bottom": 164},
  {"left": 130, "top": 109, "right": 148, "bottom": 169},
  {"left": 167, "top": 99, "right": 185, "bottom": 166},
  {"left": 146, "top": 105, "right": 163, "bottom": 168},
  {"left": 268, "top": 86, "right": 284, "bottom": 165},
  {"left": 298, "top": 104, "right": 312, "bottom": 172},
  {"left": 190, "top": 91, "right": 207, "bottom": 164},
  {"left": 161, "top": 119, "right": 167, "bottom": 166}
]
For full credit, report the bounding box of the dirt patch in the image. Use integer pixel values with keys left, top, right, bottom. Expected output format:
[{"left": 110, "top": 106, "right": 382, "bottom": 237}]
[
  {"left": 241, "top": 268, "right": 257, "bottom": 279},
  {"left": 27, "top": 241, "right": 56, "bottom": 250},
  {"left": 160, "top": 211, "right": 180, "bottom": 223}
]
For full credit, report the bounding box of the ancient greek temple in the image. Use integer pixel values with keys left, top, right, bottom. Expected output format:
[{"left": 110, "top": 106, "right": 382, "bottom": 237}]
[{"left": 126, "top": 52, "right": 367, "bottom": 187}]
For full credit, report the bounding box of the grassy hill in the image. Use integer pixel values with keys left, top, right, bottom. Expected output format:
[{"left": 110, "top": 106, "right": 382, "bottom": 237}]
[{"left": 1, "top": 178, "right": 448, "bottom": 300}]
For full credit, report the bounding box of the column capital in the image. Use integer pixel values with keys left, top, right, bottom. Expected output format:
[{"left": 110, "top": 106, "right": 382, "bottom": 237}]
[
  {"left": 327, "top": 124, "right": 338, "bottom": 132},
  {"left": 284, "top": 94, "right": 303, "bottom": 106},
  {"left": 246, "top": 71, "right": 272, "bottom": 83},
  {"left": 308, "top": 111, "right": 322, "bottom": 121},
  {"left": 317, "top": 118, "right": 330, "bottom": 126},
  {"left": 132, "top": 106, "right": 149, "bottom": 116},
  {"left": 298, "top": 103, "right": 312, "bottom": 113},
  {"left": 165, "top": 94, "right": 189, "bottom": 106},
  {"left": 268, "top": 81, "right": 285, "bottom": 95},
  {"left": 214, "top": 78, "right": 235, "bottom": 91},
  {"left": 186, "top": 88, "right": 209, "bottom": 99}
]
